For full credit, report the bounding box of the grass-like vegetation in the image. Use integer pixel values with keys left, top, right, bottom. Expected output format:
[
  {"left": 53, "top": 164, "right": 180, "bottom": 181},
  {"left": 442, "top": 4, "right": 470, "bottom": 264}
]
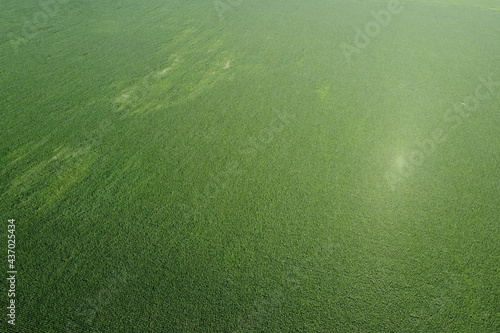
[{"left": 1, "top": 0, "right": 499, "bottom": 331}]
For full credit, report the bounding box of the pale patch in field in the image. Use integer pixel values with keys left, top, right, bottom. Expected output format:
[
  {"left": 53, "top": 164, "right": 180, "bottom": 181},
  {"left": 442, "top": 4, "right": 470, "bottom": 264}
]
[
  {"left": 6, "top": 139, "right": 49, "bottom": 166},
  {"left": 8, "top": 145, "right": 92, "bottom": 202},
  {"left": 394, "top": 154, "right": 407, "bottom": 173},
  {"left": 158, "top": 58, "right": 179, "bottom": 76},
  {"left": 51, "top": 146, "right": 89, "bottom": 161},
  {"left": 224, "top": 60, "right": 231, "bottom": 69},
  {"left": 317, "top": 85, "right": 330, "bottom": 101},
  {"left": 158, "top": 67, "right": 171, "bottom": 75},
  {"left": 115, "top": 92, "right": 131, "bottom": 103},
  {"left": 114, "top": 56, "right": 181, "bottom": 110},
  {"left": 51, "top": 150, "right": 65, "bottom": 161},
  {"left": 10, "top": 161, "right": 48, "bottom": 190},
  {"left": 384, "top": 145, "right": 413, "bottom": 191}
]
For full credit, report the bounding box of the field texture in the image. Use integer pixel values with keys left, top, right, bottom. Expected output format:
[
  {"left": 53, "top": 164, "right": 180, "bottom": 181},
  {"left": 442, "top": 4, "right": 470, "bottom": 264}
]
[{"left": 1, "top": 0, "right": 499, "bottom": 331}]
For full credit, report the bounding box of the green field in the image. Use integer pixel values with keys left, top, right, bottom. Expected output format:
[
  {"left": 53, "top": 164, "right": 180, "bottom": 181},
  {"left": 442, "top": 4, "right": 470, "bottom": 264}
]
[{"left": 1, "top": 0, "right": 499, "bottom": 331}]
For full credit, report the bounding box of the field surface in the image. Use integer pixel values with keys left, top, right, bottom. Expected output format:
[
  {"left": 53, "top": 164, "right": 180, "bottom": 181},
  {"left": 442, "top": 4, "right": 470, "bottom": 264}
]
[{"left": 0, "top": 0, "right": 499, "bottom": 331}]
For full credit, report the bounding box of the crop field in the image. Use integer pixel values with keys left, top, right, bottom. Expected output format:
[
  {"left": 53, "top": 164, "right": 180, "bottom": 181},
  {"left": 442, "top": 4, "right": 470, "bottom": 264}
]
[{"left": 0, "top": 0, "right": 499, "bottom": 331}]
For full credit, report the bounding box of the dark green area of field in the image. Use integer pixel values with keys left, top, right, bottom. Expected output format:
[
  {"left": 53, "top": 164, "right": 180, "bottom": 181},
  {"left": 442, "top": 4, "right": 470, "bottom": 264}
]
[{"left": 1, "top": 0, "right": 499, "bottom": 331}]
